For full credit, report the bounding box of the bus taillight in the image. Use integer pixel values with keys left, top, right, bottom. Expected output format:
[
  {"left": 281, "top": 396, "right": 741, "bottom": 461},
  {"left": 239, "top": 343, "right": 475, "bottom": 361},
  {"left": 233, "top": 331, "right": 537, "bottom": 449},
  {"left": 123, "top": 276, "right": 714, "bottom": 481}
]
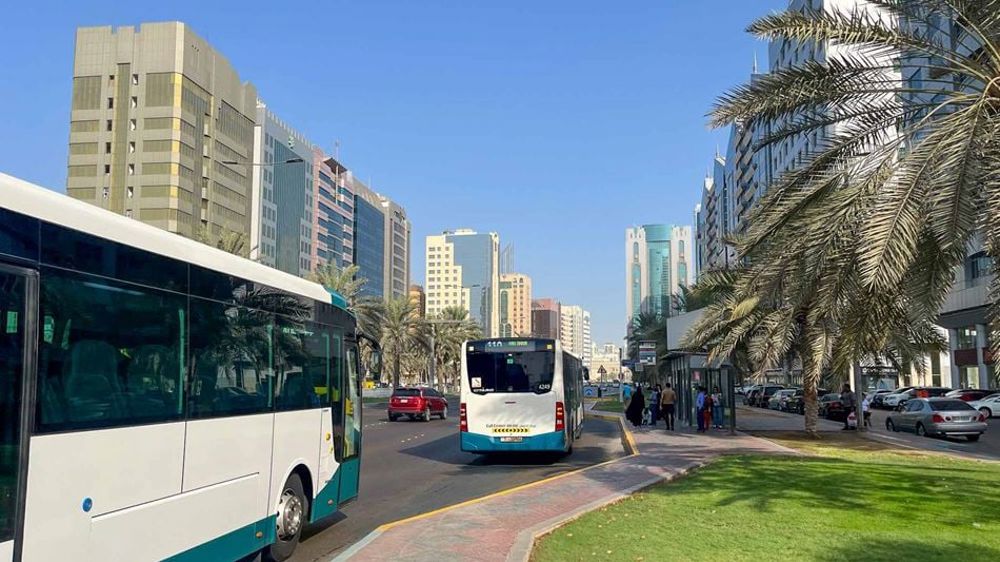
[
  {"left": 460, "top": 402, "right": 468, "bottom": 432},
  {"left": 555, "top": 401, "right": 565, "bottom": 432}
]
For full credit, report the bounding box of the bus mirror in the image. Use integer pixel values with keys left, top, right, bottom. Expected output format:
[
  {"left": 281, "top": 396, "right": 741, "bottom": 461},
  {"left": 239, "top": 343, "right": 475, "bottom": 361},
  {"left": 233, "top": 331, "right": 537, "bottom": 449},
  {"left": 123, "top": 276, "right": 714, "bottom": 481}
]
[
  {"left": 583, "top": 368, "right": 590, "bottom": 381},
  {"left": 370, "top": 347, "right": 383, "bottom": 378}
]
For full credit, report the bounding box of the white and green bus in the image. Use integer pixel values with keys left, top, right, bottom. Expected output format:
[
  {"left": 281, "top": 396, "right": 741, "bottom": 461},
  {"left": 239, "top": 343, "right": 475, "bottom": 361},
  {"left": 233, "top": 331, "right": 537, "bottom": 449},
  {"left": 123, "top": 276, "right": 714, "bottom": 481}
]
[
  {"left": 0, "top": 174, "right": 377, "bottom": 561},
  {"left": 460, "top": 338, "right": 585, "bottom": 454}
]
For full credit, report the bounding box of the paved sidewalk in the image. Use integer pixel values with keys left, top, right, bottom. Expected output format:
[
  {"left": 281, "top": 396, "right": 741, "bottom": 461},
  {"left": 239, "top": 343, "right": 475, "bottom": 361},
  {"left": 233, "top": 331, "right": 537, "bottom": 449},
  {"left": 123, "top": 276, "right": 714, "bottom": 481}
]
[{"left": 334, "top": 408, "right": 796, "bottom": 562}]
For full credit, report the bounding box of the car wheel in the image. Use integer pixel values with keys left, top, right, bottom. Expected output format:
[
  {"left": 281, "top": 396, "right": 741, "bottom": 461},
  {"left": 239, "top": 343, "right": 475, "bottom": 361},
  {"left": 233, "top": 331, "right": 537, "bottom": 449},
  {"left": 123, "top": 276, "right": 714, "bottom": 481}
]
[
  {"left": 388, "top": 413, "right": 397, "bottom": 422},
  {"left": 423, "top": 407, "right": 431, "bottom": 422},
  {"left": 916, "top": 423, "right": 928, "bottom": 437},
  {"left": 440, "top": 406, "right": 448, "bottom": 420},
  {"left": 886, "top": 419, "right": 897, "bottom": 432},
  {"left": 980, "top": 407, "right": 992, "bottom": 419},
  {"left": 967, "top": 434, "right": 981, "bottom": 442},
  {"left": 263, "top": 473, "right": 308, "bottom": 562}
]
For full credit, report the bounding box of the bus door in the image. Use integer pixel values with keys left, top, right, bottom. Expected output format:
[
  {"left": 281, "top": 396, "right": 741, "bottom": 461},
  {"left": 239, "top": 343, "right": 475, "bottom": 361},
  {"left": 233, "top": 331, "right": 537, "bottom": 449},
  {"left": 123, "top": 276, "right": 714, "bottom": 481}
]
[
  {"left": 312, "top": 329, "right": 341, "bottom": 522},
  {"left": 0, "top": 265, "right": 37, "bottom": 562},
  {"left": 337, "top": 341, "right": 362, "bottom": 504}
]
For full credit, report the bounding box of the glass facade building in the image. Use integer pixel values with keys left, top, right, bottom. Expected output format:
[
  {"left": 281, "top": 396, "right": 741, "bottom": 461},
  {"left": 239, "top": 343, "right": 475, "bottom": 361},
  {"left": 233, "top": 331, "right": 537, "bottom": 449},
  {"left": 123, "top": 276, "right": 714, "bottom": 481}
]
[{"left": 353, "top": 193, "right": 385, "bottom": 299}]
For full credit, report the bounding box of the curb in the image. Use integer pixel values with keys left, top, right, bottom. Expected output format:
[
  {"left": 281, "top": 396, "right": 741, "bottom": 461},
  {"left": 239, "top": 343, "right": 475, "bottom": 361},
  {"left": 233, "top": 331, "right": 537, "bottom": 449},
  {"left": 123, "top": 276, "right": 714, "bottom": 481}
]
[
  {"left": 510, "top": 460, "right": 714, "bottom": 562},
  {"left": 332, "top": 413, "right": 639, "bottom": 561}
]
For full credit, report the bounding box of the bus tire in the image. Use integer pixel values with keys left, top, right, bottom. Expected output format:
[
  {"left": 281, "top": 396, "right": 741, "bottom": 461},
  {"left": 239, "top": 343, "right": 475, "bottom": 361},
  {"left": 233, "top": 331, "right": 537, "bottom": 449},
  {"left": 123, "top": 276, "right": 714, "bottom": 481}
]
[{"left": 264, "top": 473, "right": 308, "bottom": 562}]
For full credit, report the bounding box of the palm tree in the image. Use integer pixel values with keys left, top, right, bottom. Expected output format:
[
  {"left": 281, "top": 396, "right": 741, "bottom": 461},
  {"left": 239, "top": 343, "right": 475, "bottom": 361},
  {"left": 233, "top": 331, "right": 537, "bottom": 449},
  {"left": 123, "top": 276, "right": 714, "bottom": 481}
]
[
  {"left": 195, "top": 225, "right": 253, "bottom": 259},
  {"left": 380, "top": 297, "right": 430, "bottom": 388},
  {"left": 431, "top": 307, "right": 482, "bottom": 392},
  {"left": 308, "top": 264, "right": 366, "bottom": 305},
  {"left": 687, "top": 1, "right": 995, "bottom": 435}
]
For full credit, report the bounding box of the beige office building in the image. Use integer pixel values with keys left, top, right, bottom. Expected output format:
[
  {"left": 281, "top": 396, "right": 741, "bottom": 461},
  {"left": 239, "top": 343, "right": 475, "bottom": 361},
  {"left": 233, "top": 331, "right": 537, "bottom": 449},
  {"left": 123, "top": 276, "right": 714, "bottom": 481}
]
[
  {"left": 499, "top": 273, "right": 532, "bottom": 337},
  {"left": 560, "top": 305, "right": 592, "bottom": 367},
  {"left": 66, "top": 22, "right": 258, "bottom": 238}
]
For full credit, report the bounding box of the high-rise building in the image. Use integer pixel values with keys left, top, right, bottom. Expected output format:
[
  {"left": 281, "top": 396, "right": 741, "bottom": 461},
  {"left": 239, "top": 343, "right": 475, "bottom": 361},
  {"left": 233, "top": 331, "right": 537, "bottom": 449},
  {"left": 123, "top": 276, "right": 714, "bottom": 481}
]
[
  {"left": 499, "top": 273, "right": 532, "bottom": 337},
  {"left": 425, "top": 229, "right": 500, "bottom": 336},
  {"left": 590, "top": 343, "right": 622, "bottom": 383},
  {"left": 381, "top": 197, "right": 411, "bottom": 300},
  {"left": 352, "top": 178, "right": 385, "bottom": 299},
  {"left": 250, "top": 102, "right": 316, "bottom": 276},
  {"left": 560, "top": 305, "right": 592, "bottom": 367},
  {"left": 311, "top": 156, "right": 354, "bottom": 272},
  {"left": 67, "top": 22, "right": 257, "bottom": 238},
  {"left": 625, "top": 224, "right": 695, "bottom": 326},
  {"left": 531, "top": 298, "right": 561, "bottom": 340},
  {"left": 409, "top": 284, "right": 426, "bottom": 317}
]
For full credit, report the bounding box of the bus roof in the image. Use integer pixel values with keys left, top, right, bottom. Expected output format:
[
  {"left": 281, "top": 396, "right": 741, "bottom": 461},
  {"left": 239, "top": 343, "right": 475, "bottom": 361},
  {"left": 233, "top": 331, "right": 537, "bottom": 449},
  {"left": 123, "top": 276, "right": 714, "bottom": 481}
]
[{"left": 1, "top": 173, "right": 341, "bottom": 307}]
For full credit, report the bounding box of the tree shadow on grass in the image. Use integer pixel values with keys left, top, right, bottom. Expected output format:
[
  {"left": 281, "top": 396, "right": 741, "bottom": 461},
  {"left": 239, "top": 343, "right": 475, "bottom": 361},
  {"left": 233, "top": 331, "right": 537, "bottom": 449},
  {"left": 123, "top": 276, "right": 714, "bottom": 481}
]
[{"left": 819, "top": 539, "right": 1000, "bottom": 562}]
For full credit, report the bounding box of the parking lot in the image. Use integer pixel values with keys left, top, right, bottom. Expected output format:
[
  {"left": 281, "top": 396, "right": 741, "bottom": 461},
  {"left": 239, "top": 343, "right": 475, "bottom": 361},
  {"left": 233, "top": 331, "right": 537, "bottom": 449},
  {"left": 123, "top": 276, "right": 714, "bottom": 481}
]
[{"left": 738, "top": 394, "right": 1000, "bottom": 461}]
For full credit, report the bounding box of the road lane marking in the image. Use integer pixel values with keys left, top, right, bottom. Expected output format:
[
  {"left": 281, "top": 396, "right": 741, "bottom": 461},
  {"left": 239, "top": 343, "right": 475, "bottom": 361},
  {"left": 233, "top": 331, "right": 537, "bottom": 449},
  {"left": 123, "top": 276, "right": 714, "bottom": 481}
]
[{"left": 372, "top": 415, "right": 636, "bottom": 534}]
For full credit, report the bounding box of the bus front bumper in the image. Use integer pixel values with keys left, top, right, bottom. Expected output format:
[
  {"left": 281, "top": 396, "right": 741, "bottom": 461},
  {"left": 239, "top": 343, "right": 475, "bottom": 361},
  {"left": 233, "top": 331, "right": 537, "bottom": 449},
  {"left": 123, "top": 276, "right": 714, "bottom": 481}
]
[{"left": 461, "top": 430, "right": 566, "bottom": 453}]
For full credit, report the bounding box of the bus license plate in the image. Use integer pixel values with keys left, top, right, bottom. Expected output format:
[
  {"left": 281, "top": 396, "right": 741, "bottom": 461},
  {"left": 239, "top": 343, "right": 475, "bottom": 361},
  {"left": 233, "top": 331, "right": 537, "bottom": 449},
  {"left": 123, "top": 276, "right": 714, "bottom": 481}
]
[{"left": 500, "top": 437, "right": 523, "bottom": 443}]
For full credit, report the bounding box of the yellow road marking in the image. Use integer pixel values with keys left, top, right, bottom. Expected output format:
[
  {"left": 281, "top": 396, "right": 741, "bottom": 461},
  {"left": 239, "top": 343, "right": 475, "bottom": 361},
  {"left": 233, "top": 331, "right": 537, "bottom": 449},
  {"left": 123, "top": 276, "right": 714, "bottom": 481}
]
[{"left": 375, "top": 416, "right": 637, "bottom": 533}]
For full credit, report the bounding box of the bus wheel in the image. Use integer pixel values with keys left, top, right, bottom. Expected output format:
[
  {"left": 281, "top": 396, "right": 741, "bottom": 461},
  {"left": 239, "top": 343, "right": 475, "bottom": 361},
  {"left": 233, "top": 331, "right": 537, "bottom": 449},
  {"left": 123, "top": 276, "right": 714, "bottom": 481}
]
[{"left": 265, "top": 473, "right": 308, "bottom": 561}]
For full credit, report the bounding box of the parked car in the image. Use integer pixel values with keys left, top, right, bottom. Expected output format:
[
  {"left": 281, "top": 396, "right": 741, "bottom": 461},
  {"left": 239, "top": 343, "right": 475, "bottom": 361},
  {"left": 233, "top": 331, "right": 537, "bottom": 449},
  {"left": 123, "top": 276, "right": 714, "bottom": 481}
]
[
  {"left": 785, "top": 388, "right": 831, "bottom": 414},
  {"left": 769, "top": 389, "right": 798, "bottom": 411},
  {"left": 752, "top": 385, "right": 785, "bottom": 407},
  {"left": 819, "top": 393, "right": 848, "bottom": 421},
  {"left": 743, "top": 385, "right": 762, "bottom": 405},
  {"left": 388, "top": 387, "right": 449, "bottom": 421},
  {"left": 872, "top": 387, "right": 909, "bottom": 409},
  {"left": 945, "top": 389, "right": 994, "bottom": 403},
  {"left": 881, "top": 387, "right": 916, "bottom": 409},
  {"left": 885, "top": 398, "right": 988, "bottom": 441},
  {"left": 895, "top": 387, "right": 953, "bottom": 411},
  {"left": 865, "top": 389, "right": 893, "bottom": 404},
  {"left": 969, "top": 394, "right": 1000, "bottom": 418}
]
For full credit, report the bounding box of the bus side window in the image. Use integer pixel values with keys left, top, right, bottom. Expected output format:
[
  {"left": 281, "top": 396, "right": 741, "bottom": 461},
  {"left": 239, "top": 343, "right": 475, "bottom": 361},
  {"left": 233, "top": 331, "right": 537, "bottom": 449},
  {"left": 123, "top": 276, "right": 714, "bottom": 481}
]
[{"left": 343, "top": 345, "right": 361, "bottom": 458}]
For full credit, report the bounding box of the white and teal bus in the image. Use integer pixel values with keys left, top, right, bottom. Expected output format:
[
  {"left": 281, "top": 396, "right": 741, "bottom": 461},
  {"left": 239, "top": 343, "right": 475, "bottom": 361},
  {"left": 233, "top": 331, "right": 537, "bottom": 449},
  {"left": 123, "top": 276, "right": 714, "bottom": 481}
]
[
  {"left": 460, "top": 338, "right": 585, "bottom": 454},
  {"left": 0, "top": 174, "right": 378, "bottom": 562}
]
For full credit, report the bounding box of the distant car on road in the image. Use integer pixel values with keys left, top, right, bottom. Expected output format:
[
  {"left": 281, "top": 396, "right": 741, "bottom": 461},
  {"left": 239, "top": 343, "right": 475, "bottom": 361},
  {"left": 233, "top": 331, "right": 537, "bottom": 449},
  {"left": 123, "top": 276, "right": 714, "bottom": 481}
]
[
  {"left": 879, "top": 387, "right": 915, "bottom": 409},
  {"left": 885, "top": 398, "right": 988, "bottom": 441},
  {"left": 894, "top": 387, "right": 953, "bottom": 411},
  {"left": 969, "top": 394, "right": 1000, "bottom": 418},
  {"left": 748, "top": 385, "right": 784, "bottom": 407},
  {"left": 388, "top": 387, "right": 449, "bottom": 422}
]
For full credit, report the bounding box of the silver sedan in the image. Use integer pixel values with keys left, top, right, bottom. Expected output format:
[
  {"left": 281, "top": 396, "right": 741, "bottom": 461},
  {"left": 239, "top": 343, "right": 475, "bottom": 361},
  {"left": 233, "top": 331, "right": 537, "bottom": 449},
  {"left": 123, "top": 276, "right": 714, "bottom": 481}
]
[{"left": 885, "top": 398, "right": 988, "bottom": 442}]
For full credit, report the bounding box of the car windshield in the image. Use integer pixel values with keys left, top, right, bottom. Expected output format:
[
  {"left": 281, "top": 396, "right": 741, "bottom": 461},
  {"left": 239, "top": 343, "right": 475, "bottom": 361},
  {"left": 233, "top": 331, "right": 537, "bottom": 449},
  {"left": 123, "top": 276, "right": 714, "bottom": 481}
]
[
  {"left": 466, "top": 350, "right": 555, "bottom": 394},
  {"left": 929, "top": 400, "right": 974, "bottom": 411},
  {"left": 393, "top": 389, "right": 421, "bottom": 397}
]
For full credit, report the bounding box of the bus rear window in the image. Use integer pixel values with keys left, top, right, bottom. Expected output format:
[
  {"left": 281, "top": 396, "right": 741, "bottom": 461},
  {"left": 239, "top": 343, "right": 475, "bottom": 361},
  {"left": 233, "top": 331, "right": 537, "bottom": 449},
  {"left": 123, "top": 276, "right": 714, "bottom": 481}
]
[
  {"left": 393, "top": 388, "right": 420, "bottom": 397},
  {"left": 466, "top": 351, "right": 554, "bottom": 394}
]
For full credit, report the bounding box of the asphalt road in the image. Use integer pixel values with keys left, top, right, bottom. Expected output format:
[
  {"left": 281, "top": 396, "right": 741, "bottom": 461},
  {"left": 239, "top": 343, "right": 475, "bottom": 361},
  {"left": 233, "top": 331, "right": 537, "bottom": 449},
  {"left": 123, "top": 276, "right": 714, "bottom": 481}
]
[
  {"left": 290, "top": 399, "right": 625, "bottom": 561},
  {"left": 866, "top": 407, "right": 1000, "bottom": 461}
]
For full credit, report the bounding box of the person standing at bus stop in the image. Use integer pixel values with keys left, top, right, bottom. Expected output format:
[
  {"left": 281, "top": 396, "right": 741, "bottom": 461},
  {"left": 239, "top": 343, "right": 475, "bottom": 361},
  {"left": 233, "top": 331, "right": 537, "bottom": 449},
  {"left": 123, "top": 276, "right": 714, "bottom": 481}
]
[
  {"left": 712, "top": 386, "right": 725, "bottom": 430},
  {"left": 648, "top": 385, "right": 660, "bottom": 426},
  {"left": 696, "top": 386, "right": 707, "bottom": 432},
  {"left": 660, "top": 383, "right": 677, "bottom": 430}
]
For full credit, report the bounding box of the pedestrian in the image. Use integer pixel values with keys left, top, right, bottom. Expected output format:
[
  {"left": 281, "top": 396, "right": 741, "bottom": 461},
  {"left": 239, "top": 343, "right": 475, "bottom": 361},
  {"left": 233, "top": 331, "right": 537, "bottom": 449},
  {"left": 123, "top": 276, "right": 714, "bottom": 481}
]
[
  {"left": 696, "top": 386, "right": 707, "bottom": 432},
  {"left": 703, "top": 390, "right": 714, "bottom": 429},
  {"left": 625, "top": 385, "right": 645, "bottom": 428},
  {"left": 712, "top": 386, "right": 725, "bottom": 429},
  {"left": 660, "top": 383, "right": 677, "bottom": 430},
  {"left": 862, "top": 395, "right": 871, "bottom": 428},
  {"left": 623, "top": 383, "right": 633, "bottom": 402},
  {"left": 649, "top": 385, "right": 660, "bottom": 427},
  {"left": 840, "top": 383, "right": 856, "bottom": 430}
]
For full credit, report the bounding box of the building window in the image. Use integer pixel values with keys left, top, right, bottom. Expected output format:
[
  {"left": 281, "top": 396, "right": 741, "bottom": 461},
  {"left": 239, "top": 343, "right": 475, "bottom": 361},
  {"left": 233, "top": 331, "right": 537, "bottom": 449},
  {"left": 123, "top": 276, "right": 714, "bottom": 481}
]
[
  {"left": 107, "top": 98, "right": 114, "bottom": 109},
  {"left": 132, "top": 74, "right": 139, "bottom": 86},
  {"left": 130, "top": 96, "right": 138, "bottom": 109},
  {"left": 106, "top": 120, "right": 113, "bottom": 131},
  {"left": 127, "top": 164, "right": 135, "bottom": 176},
  {"left": 129, "top": 119, "right": 136, "bottom": 131},
  {"left": 104, "top": 165, "right": 111, "bottom": 175},
  {"left": 127, "top": 186, "right": 134, "bottom": 199},
  {"left": 105, "top": 142, "right": 112, "bottom": 154},
  {"left": 957, "top": 327, "right": 978, "bottom": 349},
  {"left": 128, "top": 142, "right": 135, "bottom": 153}
]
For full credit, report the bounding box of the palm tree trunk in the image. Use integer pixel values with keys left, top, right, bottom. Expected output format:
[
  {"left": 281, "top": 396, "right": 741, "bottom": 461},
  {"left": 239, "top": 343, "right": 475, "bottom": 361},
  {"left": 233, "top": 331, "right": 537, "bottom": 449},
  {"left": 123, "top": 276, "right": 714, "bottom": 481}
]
[
  {"left": 393, "top": 350, "right": 401, "bottom": 388},
  {"left": 803, "top": 369, "right": 819, "bottom": 437}
]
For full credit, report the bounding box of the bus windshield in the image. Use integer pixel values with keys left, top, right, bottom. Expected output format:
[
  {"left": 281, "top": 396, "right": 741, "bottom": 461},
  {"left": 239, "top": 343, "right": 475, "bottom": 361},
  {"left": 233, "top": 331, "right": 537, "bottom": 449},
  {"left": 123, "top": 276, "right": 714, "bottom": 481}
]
[{"left": 466, "top": 350, "right": 554, "bottom": 394}]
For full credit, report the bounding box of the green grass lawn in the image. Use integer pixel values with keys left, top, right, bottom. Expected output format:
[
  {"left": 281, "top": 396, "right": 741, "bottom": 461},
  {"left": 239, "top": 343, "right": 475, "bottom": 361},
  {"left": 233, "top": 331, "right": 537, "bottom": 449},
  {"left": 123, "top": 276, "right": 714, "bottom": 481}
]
[
  {"left": 592, "top": 397, "right": 624, "bottom": 413},
  {"left": 533, "top": 443, "right": 1000, "bottom": 562}
]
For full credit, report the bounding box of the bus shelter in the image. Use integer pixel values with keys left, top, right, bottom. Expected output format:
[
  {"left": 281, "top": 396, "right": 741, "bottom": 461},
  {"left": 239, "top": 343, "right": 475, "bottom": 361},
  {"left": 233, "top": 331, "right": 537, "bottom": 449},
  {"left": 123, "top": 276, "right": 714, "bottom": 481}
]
[{"left": 663, "top": 350, "right": 739, "bottom": 432}]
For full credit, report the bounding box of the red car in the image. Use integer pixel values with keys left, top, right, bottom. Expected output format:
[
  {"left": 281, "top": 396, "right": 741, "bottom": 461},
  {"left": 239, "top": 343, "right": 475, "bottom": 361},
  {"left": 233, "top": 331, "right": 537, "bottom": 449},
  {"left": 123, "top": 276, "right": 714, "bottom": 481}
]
[
  {"left": 388, "top": 387, "right": 449, "bottom": 422},
  {"left": 945, "top": 389, "right": 994, "bottom": 402}
]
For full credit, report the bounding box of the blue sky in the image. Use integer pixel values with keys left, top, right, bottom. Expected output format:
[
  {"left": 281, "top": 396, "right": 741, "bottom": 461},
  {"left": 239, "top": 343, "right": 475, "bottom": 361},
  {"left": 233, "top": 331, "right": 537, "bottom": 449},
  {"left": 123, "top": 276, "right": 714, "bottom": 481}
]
[{"left": 0, "top": 0, "right": 785, "bottom": 345}]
